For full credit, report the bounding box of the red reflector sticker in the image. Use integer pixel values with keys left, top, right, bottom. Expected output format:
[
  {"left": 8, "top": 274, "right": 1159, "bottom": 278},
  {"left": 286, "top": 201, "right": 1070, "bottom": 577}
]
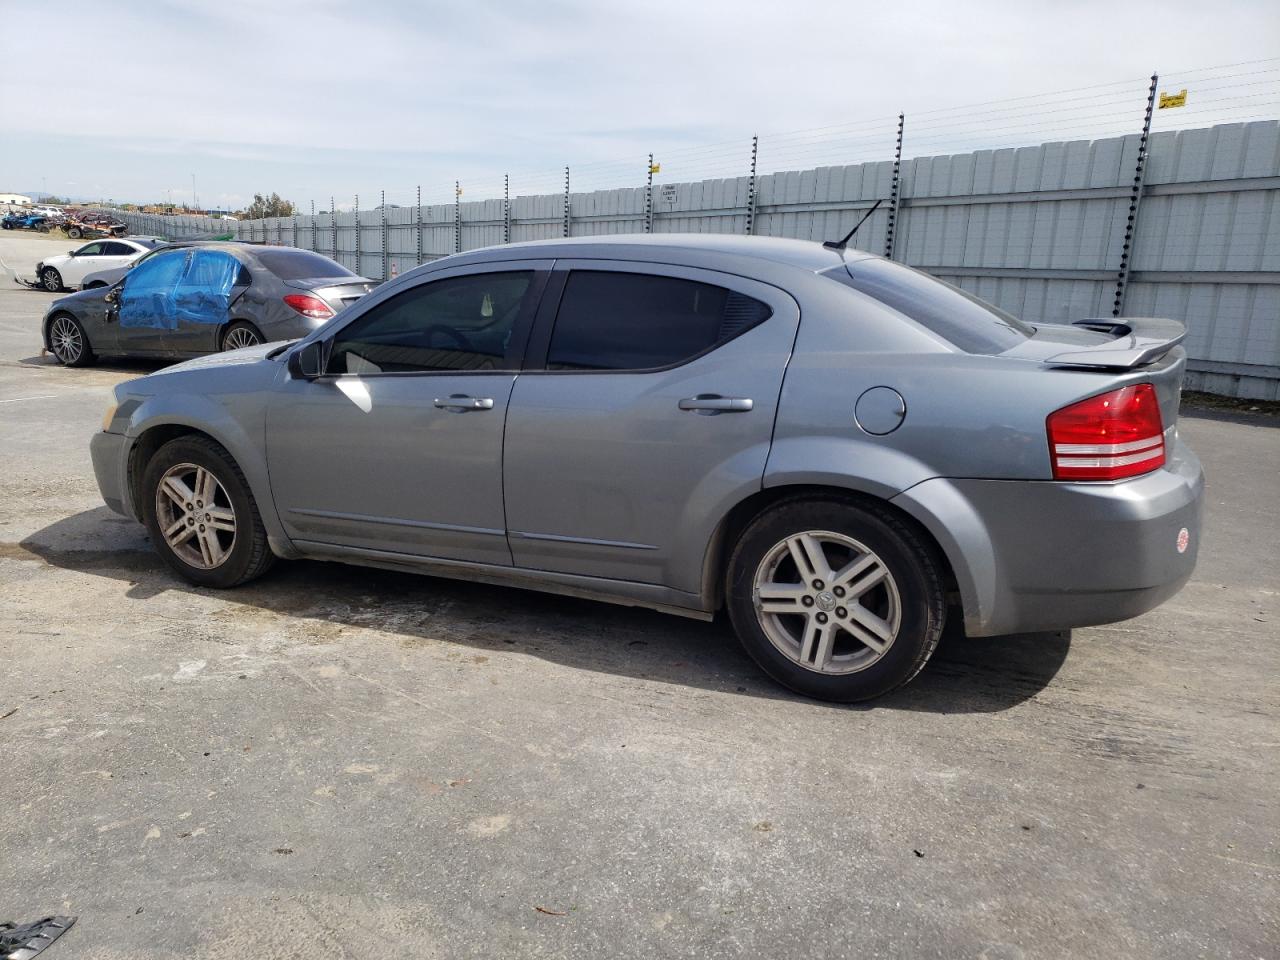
[{"left": 1176, "top": 527, "right": 1190, "bottom": 554}]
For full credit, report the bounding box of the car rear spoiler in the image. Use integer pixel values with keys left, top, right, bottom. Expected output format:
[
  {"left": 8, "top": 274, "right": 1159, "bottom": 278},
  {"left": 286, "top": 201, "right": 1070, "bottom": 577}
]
[{"left": 1041, "top": 317, "right": 1186, "bottom": 370}]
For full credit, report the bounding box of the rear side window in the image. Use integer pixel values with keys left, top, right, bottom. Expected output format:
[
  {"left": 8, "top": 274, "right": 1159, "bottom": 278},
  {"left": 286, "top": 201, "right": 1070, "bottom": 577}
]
[
  {"left": 255, "top": 248, "right": 355, "bottom": 281},
  {"left": 547, "top": 271, "right": 772, "bottom": 371},
  {"left": 831, "top": 259, "right": 1032, "bottom": 354}
]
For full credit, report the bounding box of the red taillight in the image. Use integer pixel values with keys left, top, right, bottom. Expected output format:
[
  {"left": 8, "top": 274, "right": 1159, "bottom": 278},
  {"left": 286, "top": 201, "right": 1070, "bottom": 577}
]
[
  {"left": 282, "top": 293, "right": 334, "bottom": 320},
  {"left": 1046, "top": 384, "right": 1165, "bottom": 481}
]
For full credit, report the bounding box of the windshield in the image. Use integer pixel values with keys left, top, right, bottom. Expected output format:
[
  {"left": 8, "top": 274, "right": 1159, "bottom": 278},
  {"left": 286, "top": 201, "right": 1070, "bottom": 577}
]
[
  {"left": 830, "top": 258, "right": 1033, "bottom": 354},
  {"left": 254, "top": 248, "right": 355, "bottom": 281}
]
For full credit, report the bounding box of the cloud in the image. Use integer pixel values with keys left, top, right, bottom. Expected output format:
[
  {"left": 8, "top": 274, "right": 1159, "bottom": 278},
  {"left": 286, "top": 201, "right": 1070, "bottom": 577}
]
[{"left": 4, "top": 0, "right": 1276, "bottom": 205}]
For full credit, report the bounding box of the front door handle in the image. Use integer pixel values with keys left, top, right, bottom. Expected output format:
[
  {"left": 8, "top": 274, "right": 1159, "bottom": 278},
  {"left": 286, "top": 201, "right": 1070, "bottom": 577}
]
[
  {"left": 678, "top": 394, "right": 753, "bottom": 414},
  {"left": 434, "top": 394, "right": 494, "bottom": 412}
]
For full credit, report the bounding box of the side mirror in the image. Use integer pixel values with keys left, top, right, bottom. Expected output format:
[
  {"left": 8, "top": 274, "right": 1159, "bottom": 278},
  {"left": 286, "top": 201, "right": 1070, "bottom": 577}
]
[{"left": 288, "top": 339, "right": 327, "bottom": 379}]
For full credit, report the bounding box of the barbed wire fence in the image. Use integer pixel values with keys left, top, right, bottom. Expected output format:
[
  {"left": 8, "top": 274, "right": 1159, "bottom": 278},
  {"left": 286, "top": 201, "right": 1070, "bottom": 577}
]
[{"left": 128, "top": 56, "right": 1278, "bottom": 282}]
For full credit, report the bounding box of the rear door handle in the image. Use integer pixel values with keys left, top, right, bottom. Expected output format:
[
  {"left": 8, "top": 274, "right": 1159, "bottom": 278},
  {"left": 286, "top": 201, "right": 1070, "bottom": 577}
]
[
  {"left": 434, "top": 395, "right": 494, "bottom": 412},
  {"left": 678, "top": 394, "right": 753, "bottom": 414}
]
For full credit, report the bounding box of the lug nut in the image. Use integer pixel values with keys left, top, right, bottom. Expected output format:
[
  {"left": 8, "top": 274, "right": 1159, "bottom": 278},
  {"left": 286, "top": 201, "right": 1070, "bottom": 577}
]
[
  {"left": 198, "top": 524, "right": 206, "bottom": 532},
  {"left": 816, "top": 612, "right": 829, "bottom": 624},
  {"left": 801, "top": 596, "right": 815, "bottom": 607},
  {"left": 187, "top": 518, "right": 194, "bottom": 526},
  {"left": 812, "top": 580, "right": 825, "bottom": 590},
  {"left": 196, "top": 500, "right": 203, "bottom": 508},
  {"left": 836, "top": 606, "right": 848, "bottom": 618},
  {"left": 833, "top": 586, "right": 845, "bottom": 598}
]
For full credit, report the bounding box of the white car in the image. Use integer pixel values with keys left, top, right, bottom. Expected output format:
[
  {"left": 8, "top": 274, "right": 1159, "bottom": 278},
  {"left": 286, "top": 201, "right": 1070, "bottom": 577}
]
[{"left": 36, "top": 238, "right": 165, "bottom": 292}]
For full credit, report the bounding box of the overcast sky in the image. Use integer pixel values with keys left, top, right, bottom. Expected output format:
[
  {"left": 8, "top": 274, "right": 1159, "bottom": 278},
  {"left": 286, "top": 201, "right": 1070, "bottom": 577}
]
[{"left": 2, "top": 0, "right": 1277, "bottom": 210}]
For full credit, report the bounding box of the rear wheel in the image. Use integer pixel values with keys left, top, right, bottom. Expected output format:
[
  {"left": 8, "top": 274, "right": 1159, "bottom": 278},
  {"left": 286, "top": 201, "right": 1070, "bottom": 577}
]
[
  {"left": 142, "top": 436, "right": 275, "bottom": 588},
  {"left": 41, "top": 267, "right": 63, "bottom": 292},
  {"left": 726, "top": 498, "right": 946, "bottom": 702},
  {"left": 48, "top": 313, "right": 95, "bottom": 367},
  {"left": 67, "top": 226, "right": 83, "bottom": 239},
  {"left": 221, "top": 321, "right": 263, "bottom": 351}
]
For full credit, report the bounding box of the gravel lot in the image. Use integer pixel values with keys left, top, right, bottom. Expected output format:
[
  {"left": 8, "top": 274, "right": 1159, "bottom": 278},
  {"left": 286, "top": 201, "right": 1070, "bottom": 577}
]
[{"left": 1, "top": 232, "right": 1276, "bottom": 959}]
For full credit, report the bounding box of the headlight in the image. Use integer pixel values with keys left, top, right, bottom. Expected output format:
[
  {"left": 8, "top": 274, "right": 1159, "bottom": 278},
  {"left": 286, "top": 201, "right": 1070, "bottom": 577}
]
[{"left": 100, "top": 402, "right": 118, "bottom": 432}]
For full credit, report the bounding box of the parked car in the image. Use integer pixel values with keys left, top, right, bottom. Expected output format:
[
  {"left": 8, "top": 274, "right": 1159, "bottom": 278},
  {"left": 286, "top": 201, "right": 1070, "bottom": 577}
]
[
  {"left": 60, "top": 210, "right": 125, "bottom": 239},
  {"left": 79, "top": 238, "right": 170, "bottom": 289},
  {"left": 43, "top": 243, "right": 374, "bottom": 364},
  {"left": 35, "top": 237, "right": 165, "bottom": 292},
  {"left": 86, "top": 235, "right": 1204, "bottom": 702},
  {"left": 2, "top": 212, "right": 49, "bottom": 231}
]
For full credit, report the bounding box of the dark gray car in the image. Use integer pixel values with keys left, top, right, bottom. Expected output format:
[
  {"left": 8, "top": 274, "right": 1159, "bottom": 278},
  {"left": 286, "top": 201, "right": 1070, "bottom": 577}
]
[
  {"left": 88, "top": 234, "right": 1204, "bottom": 702},
  {"left": 43, "top": 242, "right": 375, "bottom": 365}
]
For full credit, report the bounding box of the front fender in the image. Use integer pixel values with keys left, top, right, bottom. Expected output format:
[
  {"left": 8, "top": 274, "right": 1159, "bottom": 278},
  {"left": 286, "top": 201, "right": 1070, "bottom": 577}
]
[{"left": 122, "top": 391, "right": 297, "bottom": 558}]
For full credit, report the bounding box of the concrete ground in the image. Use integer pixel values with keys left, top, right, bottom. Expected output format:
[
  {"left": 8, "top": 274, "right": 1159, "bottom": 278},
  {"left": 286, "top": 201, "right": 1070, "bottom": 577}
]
[{"left": 0, "top": 232, "right": 1276, "bottom": 960}]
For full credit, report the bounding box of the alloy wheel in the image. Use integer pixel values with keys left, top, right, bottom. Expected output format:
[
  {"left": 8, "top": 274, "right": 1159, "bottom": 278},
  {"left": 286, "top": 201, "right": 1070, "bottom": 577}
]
[
  {"left": 42, "top": 269, "right": 60, "bottom": 292},
  {"left": 223, "top": 327, "right": 261, "bottom": 350},
  {"left": 49, "top": 316, "right": 82, "bottom": 364},
  {"left": 154, "top": 462, "right": 238, "bottom": 569},
  {"left": 752, "top": 530, "right": 902, "bottom": 675}
]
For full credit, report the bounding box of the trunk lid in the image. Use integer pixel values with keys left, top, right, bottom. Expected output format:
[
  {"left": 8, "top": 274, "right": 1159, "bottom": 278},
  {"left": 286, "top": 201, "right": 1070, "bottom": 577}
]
[
  {"left": 1006, "top": 317, "right": 1188, "bottom": 437},
  {"left": 286, "top": 277, "right": 378, "bottom": 314}
]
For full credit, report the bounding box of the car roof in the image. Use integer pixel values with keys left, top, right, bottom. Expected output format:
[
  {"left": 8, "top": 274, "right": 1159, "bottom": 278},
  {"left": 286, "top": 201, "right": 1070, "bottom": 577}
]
[{"left": 453, "top": 233, "right": 876, "bottom": 273}]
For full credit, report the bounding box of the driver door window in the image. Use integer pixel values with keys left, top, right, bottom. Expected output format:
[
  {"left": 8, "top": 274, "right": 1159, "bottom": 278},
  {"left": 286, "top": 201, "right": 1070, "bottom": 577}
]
[
  {"left": 329, "top": 271, "right": 534, "bottom": 375},
  {"left": 75, "top": 242, "right": 107, "bottom": 258}
]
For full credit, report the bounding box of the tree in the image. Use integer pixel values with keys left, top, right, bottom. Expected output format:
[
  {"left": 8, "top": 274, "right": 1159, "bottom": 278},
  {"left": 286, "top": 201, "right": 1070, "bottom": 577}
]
[{"left": 241, "top": 192, "right": 297, "bottom": 219}]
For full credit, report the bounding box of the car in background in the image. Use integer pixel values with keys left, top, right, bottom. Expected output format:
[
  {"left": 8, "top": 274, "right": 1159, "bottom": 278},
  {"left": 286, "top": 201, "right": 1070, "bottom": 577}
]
[
  {"left": 43, "top": 242, "right": 375, "bottom": 366},
  {"left": 67, "top": 211, "right": 128, "bottom": 239},
  {"left": 84, "top": 234, "right": 1204, "bottom": 702},
  {"left": 79, "top": 238, "right": 170, "bottom": 289},
  {"left": 35, "top": 237, "right": 166, "bottom": 292},
  {"left": 2, "top": 212, "right": 50, "bottom": 231}
]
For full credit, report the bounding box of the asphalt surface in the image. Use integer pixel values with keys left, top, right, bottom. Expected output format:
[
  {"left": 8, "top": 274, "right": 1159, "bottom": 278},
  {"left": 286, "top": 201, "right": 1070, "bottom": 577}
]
[{"left": 1, "top": 232, "right": 1277, "bottom": 960}]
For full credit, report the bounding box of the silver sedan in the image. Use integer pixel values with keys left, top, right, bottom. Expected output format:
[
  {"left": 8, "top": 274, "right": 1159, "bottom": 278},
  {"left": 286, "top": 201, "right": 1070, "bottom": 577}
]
[{"left": 88, "top": 235, "right": 1203, "bottom": 701}]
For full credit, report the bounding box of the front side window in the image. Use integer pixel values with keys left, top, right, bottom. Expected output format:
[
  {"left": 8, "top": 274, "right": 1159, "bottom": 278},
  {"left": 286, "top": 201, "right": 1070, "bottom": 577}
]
[
  {"left": 546, "top": 271, "right": 772, "bottom": 371},
  {"left": 75, "top": 242, "right": 106, "bottom": 257},
  {"left": 119, "top": 249, "right": 190, "bottom": 329},
  {"left": 329, "top": 271, "right": 533, "bottom": 375}
]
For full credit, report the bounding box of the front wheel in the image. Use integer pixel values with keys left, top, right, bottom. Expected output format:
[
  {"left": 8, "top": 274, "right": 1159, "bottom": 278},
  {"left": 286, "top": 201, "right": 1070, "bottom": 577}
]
[
  {"left": 67, "top": 226, "right": 83, "bottom": 239},
  {"left": 142, "top": 436, "right": 275, "bottom": 588},
  {"left": 41, "top": 267, "right": 63, "bottom": 292},
  {"left": 726, "top": 498, "right": 947, "bottom": 702},
  {"left": 47, "top": 313, "right": 95, "bottom": 367}
]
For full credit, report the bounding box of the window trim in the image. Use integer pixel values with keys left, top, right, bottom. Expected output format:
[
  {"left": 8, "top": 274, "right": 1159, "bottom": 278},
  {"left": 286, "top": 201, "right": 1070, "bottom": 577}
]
[
  {"left": 316, "top": 263, "right": 552, "bottom": 380},
  {"left": 522, "top": 260, "right": 783, "bottom": 376}
]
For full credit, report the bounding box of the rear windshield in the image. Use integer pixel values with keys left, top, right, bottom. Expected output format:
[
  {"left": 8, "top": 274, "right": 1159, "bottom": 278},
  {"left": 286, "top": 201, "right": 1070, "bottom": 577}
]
[
  {"left": 254, "top": 248, "right": 355, "bottom": 281},
  {"left": 830, "top": 259, "right": 1032, "bottom": 354}
]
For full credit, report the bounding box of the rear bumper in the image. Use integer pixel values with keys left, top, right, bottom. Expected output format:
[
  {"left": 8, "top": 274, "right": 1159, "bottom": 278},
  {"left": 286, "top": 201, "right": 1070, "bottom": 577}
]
[
  {"left": 90, "top": 430, "right": 132, "bottom": 518},
  {"left": 894, "top": 437, "right": 1204, "bottom": 637}
]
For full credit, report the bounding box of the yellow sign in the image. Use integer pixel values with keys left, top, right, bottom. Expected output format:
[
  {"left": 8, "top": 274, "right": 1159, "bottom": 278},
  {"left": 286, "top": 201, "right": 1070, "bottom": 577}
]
[
  {"left": 1159, "top": 89, "right": 1188, "bottom": 109},
  {"left": 649, "top": 162, "right": 661, "bottom": 174}
]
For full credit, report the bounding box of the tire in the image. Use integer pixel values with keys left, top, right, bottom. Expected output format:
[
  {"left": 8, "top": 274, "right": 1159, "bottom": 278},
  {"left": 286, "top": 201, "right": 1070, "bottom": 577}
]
[
  {"left": 67, "top": 226, "right": 82, "bottom": 239},
  {"left": 41, "top": 267, "right": 62, "bottom": 292},
  {"left": 221, "top": 321, "right": 263, "bottom": 351},
  {"left": 142, "top": 436, "right": 275, "bottom": 589},
  {"left": 47, "top": 313, "right": 95, "bottom": 367},
  {"left": 725, "top": 497, "right": 947, "bottom": 702}
]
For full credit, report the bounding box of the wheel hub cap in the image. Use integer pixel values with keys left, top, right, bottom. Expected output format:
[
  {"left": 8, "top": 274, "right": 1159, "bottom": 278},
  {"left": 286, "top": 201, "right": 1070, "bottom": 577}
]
[
  {"left": 752, "top": 530, "right": 902, "bottom": 675},
  {"left": 155, "top": 463, "right": 237, "bottom": 570}
]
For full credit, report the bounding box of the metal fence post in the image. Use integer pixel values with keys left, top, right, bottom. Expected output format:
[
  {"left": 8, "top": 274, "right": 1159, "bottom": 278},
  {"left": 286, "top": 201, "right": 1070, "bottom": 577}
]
[
  {"left": 504, "top": 174, "right": 511, "bottom": 244},
  {"left": 380, "top": 189, "right": 388, "bottom": 281},
  {"left": 645, "top": 153, "right": 655, "bottom": 233},
  {"left": 455, "top": 181, "right": 462, "bottom": 253},
  {"left": 353, "top": 194, "right": 360, "bottom": 274},
  {"left": 292, "top": 213, "right": 297, "bottom": 249},
  {"left": 563, "top": 167, "right": 571, "bottom": 238},
  {"left": 1113, "top": 74, "right": 1158, "bottom": 318},
  {"left": 330, "top": 196, "right": 337, "bottom": 262},
  {"left": 416, "top": 185, "right": 423, "bottom": 265},
  {"left": 884, "top": 113, "right": 905, "bottom": 259},
  {"left": 310, "top": 200, "right": 316, "bottom": 251}
]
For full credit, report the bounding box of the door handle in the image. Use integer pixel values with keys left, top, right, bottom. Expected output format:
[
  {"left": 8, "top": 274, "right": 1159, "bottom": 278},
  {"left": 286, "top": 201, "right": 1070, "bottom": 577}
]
[
  {"left": 434, "top": 395, "right": 494, "bottom": 412},
  {"left": 678, "top": 394, "right": 753, "bottom": 414}
]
